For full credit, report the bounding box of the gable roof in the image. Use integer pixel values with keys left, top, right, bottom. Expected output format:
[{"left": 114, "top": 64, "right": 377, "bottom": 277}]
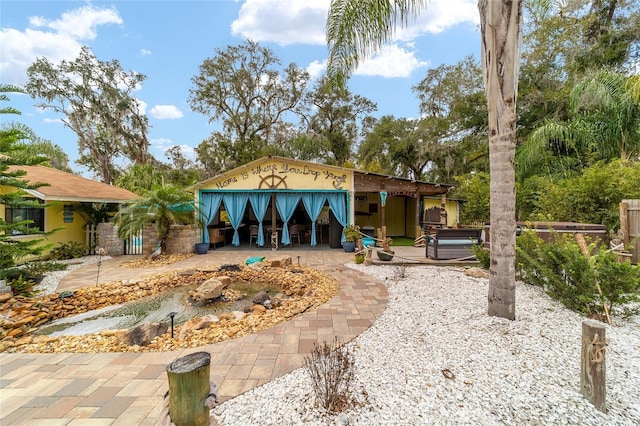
[{"left": 6, "top": 165, "right": 138, "bottom": 203}]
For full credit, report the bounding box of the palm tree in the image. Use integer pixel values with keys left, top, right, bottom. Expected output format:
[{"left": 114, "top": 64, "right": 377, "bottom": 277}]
[
  {"left": 517, "top": 70, "right": 640, "bottom": 180},
  {"left": 570, "top": 70, "right": 640, "bottom": 161},
  {"left": 114, "top": 181, "right": 199, "bottom": 254},
  {"left": 327, "top": 0, "right": 524, "bottom": 319}
]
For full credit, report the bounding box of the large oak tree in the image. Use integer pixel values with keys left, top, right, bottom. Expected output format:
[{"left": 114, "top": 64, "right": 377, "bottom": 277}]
[{"left": 26, "top": 46, "right": 151, "bottom": 184}]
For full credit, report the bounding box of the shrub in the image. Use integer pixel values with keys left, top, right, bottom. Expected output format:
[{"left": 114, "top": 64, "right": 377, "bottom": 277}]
[
  {"left": 0, "top": 261, "right": 66, "bottom": 285},
  {"left": 472, "top": 245, "right": 490, "bottom": 269},
  {"left": 7, "top": 276, "right": 40, "bottom": 297},
  {"left": 354, "top": 253, "right": 365, "bottom": 264},
  {"left": 50, "top": 241, "right": 86, "bottom": 260},
  {"left": 304, "top": 337, "right": 355, "bottom": 414},
  {"left": 22, "top": 261, "right": 67, "bottom": 276},
  {"left": 515, "top": 229, "right": 640, "bottom": 319}
]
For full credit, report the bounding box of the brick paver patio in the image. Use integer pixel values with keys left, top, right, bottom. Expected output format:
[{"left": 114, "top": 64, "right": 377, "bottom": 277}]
[{"left": 0, "top": 246, "right": 409, "bottom": 424}]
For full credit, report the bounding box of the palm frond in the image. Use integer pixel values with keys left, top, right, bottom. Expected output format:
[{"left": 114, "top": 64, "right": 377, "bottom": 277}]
[{"left": 326, "top": 0, "right": 427, "bottom": 86}]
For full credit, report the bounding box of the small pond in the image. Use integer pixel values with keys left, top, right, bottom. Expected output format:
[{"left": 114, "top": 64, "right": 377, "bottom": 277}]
[{"left": 35, "top": 281, "right": 281, "bottom": 337}]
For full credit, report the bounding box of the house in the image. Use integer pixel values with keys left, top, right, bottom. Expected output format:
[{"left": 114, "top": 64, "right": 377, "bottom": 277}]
[
  {"left": 192, "top": 156, "right": 456, "bottom": 248},
  {"left": 1, "top": 165, "right": 137, "bottom": 257}
]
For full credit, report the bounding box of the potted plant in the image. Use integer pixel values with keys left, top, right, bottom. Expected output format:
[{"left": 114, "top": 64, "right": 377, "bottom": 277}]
[
  {"left": 377, "top": 237, "right": 394, "bottom": 261},
  {"left": 342, "top": 224, "right": 360, "bottom": 252}
]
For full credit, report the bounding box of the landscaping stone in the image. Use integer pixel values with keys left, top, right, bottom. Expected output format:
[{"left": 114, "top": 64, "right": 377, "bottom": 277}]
[
  {"left": 1, "top": 261, "right": 338, "bottom": 354},
  {"left": 114, "top": 322, "right": 169, "bottom": 346}
]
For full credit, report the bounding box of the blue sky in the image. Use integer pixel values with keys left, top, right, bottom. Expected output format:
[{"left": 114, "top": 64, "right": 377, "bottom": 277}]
[{"left": 1, "top": 0, "right": 480, "bottom": 176}]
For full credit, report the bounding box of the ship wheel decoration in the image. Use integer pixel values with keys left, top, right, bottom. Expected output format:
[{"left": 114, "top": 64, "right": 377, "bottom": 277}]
[{"left": 258, "top": 170, "right": 288, "bottom": 189}]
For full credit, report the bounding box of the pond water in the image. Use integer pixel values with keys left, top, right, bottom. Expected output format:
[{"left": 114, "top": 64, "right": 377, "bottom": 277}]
[{"left": 36, "top": 281, "right": 281, "bottom": 337}]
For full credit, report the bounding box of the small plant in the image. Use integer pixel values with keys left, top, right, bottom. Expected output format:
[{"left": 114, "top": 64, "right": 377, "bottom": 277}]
[
  {"left": 0, "top": 261, "right": 67, "bottom": 284},
  {"left": 343, "top": 225, "right": 361, "bottom": 242},
  {"left": 472, "top": 245, "right": 490, "bottom": 269},
  {"left": 23, "top": 261, "right": 67, "bottom": 276},
  {"left": 8, "top": 275, "right": 41, "bottom": 297},
  {"left": 304, "top": 337, "right": 356, "bottom": 414},
  {"left": 354, "top": 253, "right": 365, "bottom": 264},
  {"left": 50, "top": 241, "right": 86, "bottom": 260}
]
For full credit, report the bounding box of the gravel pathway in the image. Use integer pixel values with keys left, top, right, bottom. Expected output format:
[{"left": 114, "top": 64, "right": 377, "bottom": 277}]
[
  {"left": 213, "top": 264, "right": 640, "bottom": 425},
  {"left": 34, "top": 255, "right": 112, "bottom": 296}
]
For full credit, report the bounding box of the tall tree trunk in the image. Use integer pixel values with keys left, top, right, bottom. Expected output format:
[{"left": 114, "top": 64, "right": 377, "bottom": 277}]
[{"left": 479, "top": 0, "right": 523, "bottom": 320}]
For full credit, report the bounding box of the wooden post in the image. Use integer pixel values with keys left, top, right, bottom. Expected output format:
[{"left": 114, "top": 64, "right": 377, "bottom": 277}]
[
  {"left": 364, "top": 247, "right": 373, "bottom": 265},
  {"left": 620, "top": 202, "right": 629, "bottom": 246},
  {"left": 167, "top": 351, "right": 212, "bottom": 426},
  {"left": 581, "top": 321, "right": 607, "bottom": 413}
]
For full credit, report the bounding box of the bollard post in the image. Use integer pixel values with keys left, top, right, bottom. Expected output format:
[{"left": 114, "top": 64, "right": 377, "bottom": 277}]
[
  {"left": 166, "top": 351, "right": 212, "bottom": 426},
  {"left": 581, "top": 320, "right": 607, "bottom": 412},
  {"left": 364, "top": 247, "right": 373, "bottom": 265}
]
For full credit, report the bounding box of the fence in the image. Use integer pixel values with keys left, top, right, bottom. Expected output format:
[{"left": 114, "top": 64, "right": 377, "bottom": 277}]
[
  {"left": 124, "top": 232, "right": 144, "bottom": 255},
  {"left": 620, "top": 200, "right": 640, "bottom": 264},
  {"left": 85, "top": 224, "right": 98, "bottom": 255}
]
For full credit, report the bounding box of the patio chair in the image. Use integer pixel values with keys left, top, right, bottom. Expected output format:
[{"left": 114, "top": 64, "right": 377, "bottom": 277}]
[
  {"left": 289, "top": 224, "right": 301, "bottom": 246},
  {"left": 208, "top": 227, "right": 226, "bottom": 249},
  {"left": 249, "top": 224, "right": 260, "bottom": 247}
]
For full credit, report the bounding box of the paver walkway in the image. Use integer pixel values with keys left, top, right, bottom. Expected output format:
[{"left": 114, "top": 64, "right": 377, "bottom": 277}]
[{"left": 0, "top": 247, "right": 396, "bottom": 425}]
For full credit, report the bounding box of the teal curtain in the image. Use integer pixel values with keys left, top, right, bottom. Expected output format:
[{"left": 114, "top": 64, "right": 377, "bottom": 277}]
[
  {"left": 248, "top": 193, "right": 271, "bottom": 247},
  {"left": 275, "top": 193, "right": 302, "bottom": 245},
  {"left": 200, "top": 192, "right": 223, "bottom": 243},
  {"left": 301, "top": 193, "right": 327, "bottom": 247},
  {"left": 327, "top": 192, "right": 347, "bottom": 243},
  {"left": 222, "top": 193, "right": 249, "bottom": 246}
]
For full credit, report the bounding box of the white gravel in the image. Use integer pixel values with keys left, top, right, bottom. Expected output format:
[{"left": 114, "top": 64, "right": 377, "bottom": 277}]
[
  {"left": 213, "top": 264, "right": 640, "bottom": 425},
  {"left": 34, "top": 255, "right": 112, "bottom": 296}
]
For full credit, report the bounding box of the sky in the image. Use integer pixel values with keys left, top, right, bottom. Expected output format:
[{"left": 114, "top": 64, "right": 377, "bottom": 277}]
[{"left": 0, "top": 0, "right": 480, "bottom": 177}]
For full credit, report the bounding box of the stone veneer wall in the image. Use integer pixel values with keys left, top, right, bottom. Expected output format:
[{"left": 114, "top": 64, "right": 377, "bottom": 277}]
[
  {"left": 166, "top": 225, "right": 200, "bottom": 255},
  {"left": 96, "top": 223, "right": 124, "bottom": 256},
  {"left": 142, "top": 224, "right": 159, "bottom": 256},
  {"left": 143, "top": 224, "right": 200, "bottom": 255}
]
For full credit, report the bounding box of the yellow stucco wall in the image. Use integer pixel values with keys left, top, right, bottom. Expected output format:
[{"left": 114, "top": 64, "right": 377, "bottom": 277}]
[
  {"left": 1, "top": 190, "right": 88, "bottom": 259},
  {"left": 45, "top": 203, "right": 87, "bottom": 248},
  {"left": 423, "top": 197, "right": 459, "bottom": 227},
  {"left": 198, "top": 158, "right": 353, "bottom": 191}
]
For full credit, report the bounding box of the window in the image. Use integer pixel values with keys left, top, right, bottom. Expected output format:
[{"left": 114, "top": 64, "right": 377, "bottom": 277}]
[{"left": 5, "top": 198, "right": 44, "bottom": 234}]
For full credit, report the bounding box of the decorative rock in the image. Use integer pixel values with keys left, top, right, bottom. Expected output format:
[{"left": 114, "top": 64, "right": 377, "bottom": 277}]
[
  {"left": 219, "top": 264, "right": 242, "bottom": 272},
  {"left": 232, "top": 311, "right": 247, "bottom": 321},
  {"left": 217, "top": 276, "right": 232, "bottom": 287},
  {"left": 192, "top": 278, "right": 225, "bottom": 302},
  {"left": 15, "top": 336, "right": 33, "bottom": 346},
  {"left": 218, "top": 313, "right": 233, "bottom": 321},
  {"left": 252, "top": 304, "right": 267, "bottom": 313},
  {"left": 464, "top": 267, "right": 489, "bottom": 279},
  {"left": 114, "top": 322, "right": 168, "bottom": 346},
  {"left": 253, "top": 291, "right": 270, "bottom": 305},
  {"left": 179, "top": 316, "right": 216, "bottom": 339}
]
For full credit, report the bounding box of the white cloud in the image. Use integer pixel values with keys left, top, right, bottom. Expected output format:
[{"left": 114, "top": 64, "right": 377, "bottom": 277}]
[
  {"left": 0, "top": 5, "right": 122, "bottom": 85},
  {"left": 151, "top": 138, "right": 196, "bottom": 160},
  {"left": 231, "top": 0, "right": 477, "bottom": 47},
  {"left": 355, "top": 44, "right": 428, "bottom": 78},
  {"left": 43, "top": 117, "right": 63, "bottom": 124},
  {"left": 232, "top": 0, "right": 329, "bottom": 45},
  {"left": 30, "top": 5, "right": 122, "bottom": 40},
  {"left": 306, "top": 59, "right": 326, "bottom": 79},
  {"left": 149, "top": 105, "right": 183, "bottom": 120},
  {"left": 395, "top": 0, "right": 479, "bottom": 39},
  {"left": 139, "top": 49, "right": 152, "bottom": 56}
]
